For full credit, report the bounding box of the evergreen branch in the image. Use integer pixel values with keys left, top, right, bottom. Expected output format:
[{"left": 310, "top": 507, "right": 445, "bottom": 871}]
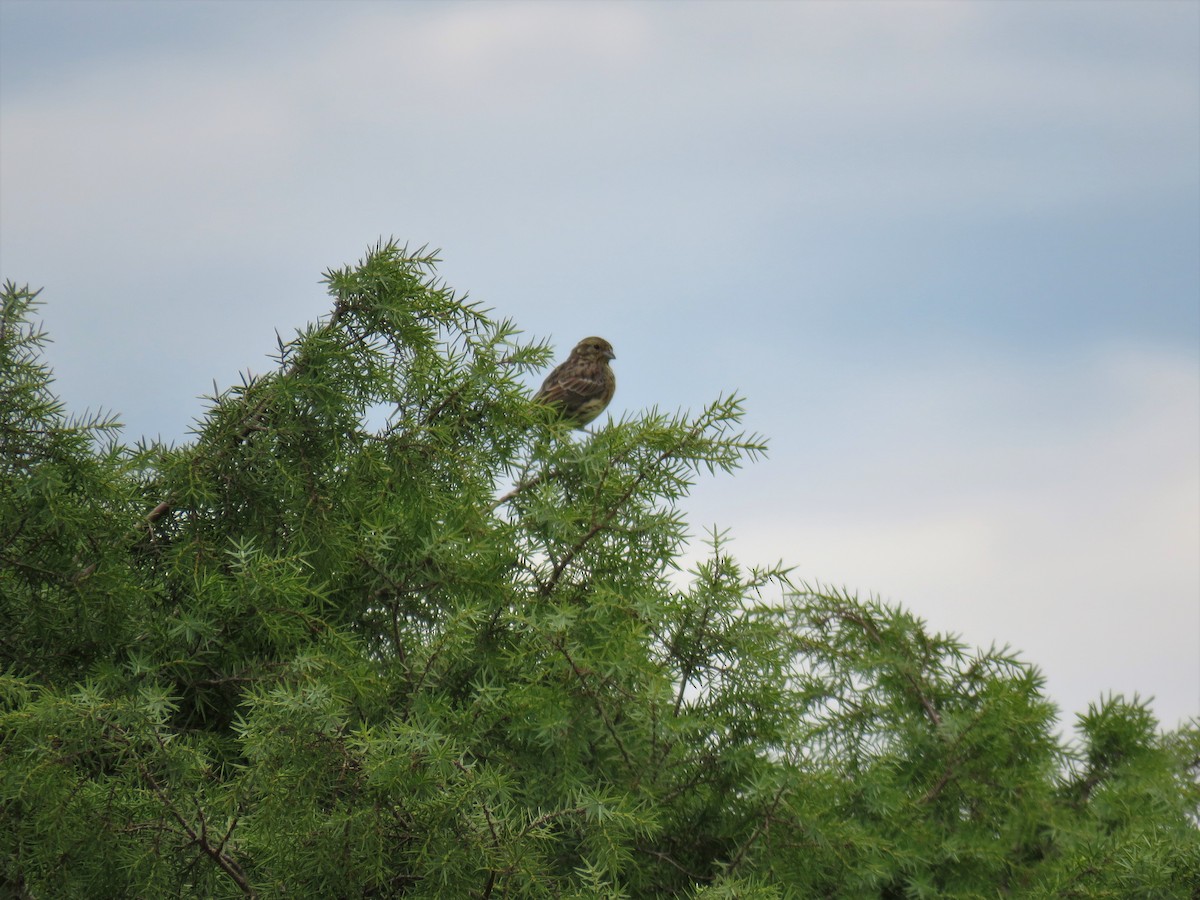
[
  {"left": 540, "top": 419, "right": 709, "bottom": 598},
  {"left": 550, "top": 636, "right": 634, "bottom": 771},
  {"left": 637, "top": 846, "right": 709, "bottom": 881},
  {"left": 111, "top": 726, "right": 259, "bottom": 899},
  {"left": 918, "top": 706, "right": 989, "bottom": 805},
  {"left": 673, "top": 595, "right": 715, "bottom": 719},
  {"left": 129, "top": 287, "right": 355, "bottom": 544},
  {"left": 724, "top": 778, "right": 789, "bottom": 875},
  {"left": 519, "top": 804, "right": 589, "bottom": 838},
  {"left": 836, "top": 607, "right": 943, "bottom": 729},
  {"left": 918, "top": 765, "right": 958, "bottom": 806},
  {"left": 491, "top": 468, "right": 552, "bottom": 511}
]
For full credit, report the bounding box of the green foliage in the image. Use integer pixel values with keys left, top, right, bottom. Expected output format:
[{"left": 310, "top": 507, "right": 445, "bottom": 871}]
[{"left": 2, "top": 245, "right": 1197, "bottom": 897}]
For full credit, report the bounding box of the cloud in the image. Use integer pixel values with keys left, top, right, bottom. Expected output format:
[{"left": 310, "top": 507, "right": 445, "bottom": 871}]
[
  {"left": 684, "top": 342, "right": 1200, "bottom": 729},
  {"left": 1, "top": 0, "right": 1195, "bottom": 730},
  {"left": 4, "top": 1, "right": 1194, "bottom": 247}
]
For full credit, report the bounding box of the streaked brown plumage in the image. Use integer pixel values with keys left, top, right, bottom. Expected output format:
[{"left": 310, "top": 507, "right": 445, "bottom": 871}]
[{"left": 534, "top": 336, "right": 616, "bottom": 427}]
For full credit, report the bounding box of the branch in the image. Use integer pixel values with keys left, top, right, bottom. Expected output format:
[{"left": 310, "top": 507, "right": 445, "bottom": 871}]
[
  {"left": 725, "top": 779, "right": 788, "bottom": 875},
  {"left": 145, "top": 499, "right": 173, "bottom": 526},
  {"left": 918, "top": 705, "right": 990, "bottom": 805},
  {"left": 637, "top": 846, "right": 709, "bottom": 882},
  {"left": 490, "top": 469, "right": 550, "bottom": 511},
  {"left": 540, "top": 421, "right": 706, "bottom": 598},
  {"left": 837, "top": 608, "right": 942, "bottom": 728},
  {"left": 130, "top": 296, "right": 352, "bottom": 542},
  {"left": 519, "top": 804, "right": 588, "bottom": 838},
  {"left": 918, "top": 765, "right": 958, "bottom": 806},
  {"left": 673, "top": 600, "right": 715, "bottom": 718},
  {"left": 134, "top": 739, "right": 257, "bottom": 898},
  {"left": 550, "top": 637, "right": 634, "bottom": 770}
]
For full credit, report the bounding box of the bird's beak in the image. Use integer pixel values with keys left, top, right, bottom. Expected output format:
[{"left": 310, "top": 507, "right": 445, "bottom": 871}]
[{"left": 606, "top": 349, "right": 616, "bottom": 361}]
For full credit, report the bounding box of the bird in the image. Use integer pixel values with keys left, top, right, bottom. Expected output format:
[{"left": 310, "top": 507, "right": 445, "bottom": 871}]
[{"left": 533, "top": 336, "right": 617, "bottom": 428}]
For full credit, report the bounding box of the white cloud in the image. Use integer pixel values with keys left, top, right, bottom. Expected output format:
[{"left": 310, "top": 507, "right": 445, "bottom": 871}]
[
  {"left": 4, "top": 0, "right": 1194, "bottom": 250},
  {"left": 683, "top": 343, "right": 1200, "bottom": 730},
  {"left": 1, "top": 0, "right": 1196, "bottom": 730}
]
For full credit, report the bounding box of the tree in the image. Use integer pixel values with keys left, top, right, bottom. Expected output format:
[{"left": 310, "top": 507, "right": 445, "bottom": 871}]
[{"left": 2, "top": 242, "right": 1197, "bottom": 898}]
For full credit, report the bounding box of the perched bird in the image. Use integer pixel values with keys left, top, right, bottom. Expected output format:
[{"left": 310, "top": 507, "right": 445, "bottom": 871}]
[{"left": 534, "top": 336, "right": 617, "bottom": 428}]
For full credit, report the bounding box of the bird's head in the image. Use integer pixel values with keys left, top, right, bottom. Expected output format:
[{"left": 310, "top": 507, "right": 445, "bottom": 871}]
[{"left": 573, "top": 336, "right": 616, "bottom": 362}]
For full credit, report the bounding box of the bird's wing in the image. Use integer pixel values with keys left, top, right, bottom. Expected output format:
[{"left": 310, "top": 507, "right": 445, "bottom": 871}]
[{"left": 535, "top": 362, "right": 607, "bottom": 408}]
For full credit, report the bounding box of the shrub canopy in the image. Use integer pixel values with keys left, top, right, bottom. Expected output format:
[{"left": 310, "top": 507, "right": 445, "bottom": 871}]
[{"left": 2, "top": 244, "right": 1196, "bottom": 898}]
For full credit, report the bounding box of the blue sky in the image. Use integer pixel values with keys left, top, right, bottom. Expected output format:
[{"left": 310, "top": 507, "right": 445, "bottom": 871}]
[{"left": 2, "top": 0, "right": 1197, "bottom": 730}]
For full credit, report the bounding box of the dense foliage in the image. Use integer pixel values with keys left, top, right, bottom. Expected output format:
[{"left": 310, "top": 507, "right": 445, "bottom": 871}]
[{"left": 2, "top": 243, "right": 1197, "bottom": 898}]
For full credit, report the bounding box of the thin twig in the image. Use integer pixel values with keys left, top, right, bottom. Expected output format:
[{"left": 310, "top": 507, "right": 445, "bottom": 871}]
[
  {"left": 838, "top": 608, "right": 943, "bottom": 728},
  {"left": 551, "top": 637, "right": 634, "bottom": 770},
  {"left": 135, "top": 739, "right": 257, "bottom": 898},
  {"left": 128, "top": 297, "right": 352, "bottom": 544},
  {"left": 637, "top": 846, "right": 709, "bottom": 881},
  {"left": 539, "top": 423, "right": 702, "bottom": 598},
  {"left": 725, "top": 779, "right": 788, "bottom": 875},
  {"left": 490, "top": 469, "right": 549, "bottom": 511}
]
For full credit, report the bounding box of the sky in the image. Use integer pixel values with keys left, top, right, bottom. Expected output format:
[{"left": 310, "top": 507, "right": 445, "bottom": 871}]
[{"left": 1, "top": 0, "right": 1197, "bottom": 733}]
